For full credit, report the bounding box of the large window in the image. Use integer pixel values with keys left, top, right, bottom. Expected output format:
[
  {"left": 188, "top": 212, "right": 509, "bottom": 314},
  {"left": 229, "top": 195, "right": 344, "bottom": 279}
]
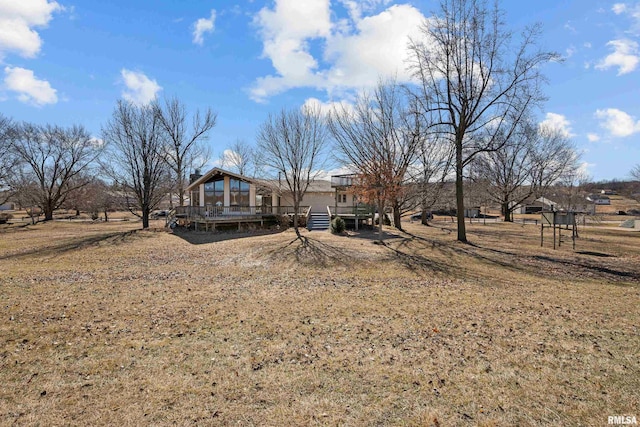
[
  {"left": 230, "top": 179, "right": 250, "bottom": 206},
  {"left": 204, "top": 180, "right": 224, "bottom": 206}
]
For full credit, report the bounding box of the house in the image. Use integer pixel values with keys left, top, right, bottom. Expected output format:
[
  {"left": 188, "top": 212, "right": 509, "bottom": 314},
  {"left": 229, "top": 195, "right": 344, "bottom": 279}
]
[
  {"left": 586, "top": 194, "right": 611, "bottom": 205},
  {"left": 464, "top": 206, "right": 481, "bottom": 218},
  {"left": 514, "top": 197, "right": 556, "bottom": 214},
  {"left": 264, "top": 179, "right": 342, "bottom": 214},
  {"left": 180, "top": 168, "right": 280, "bottom": 227},
  {"left": 177, "top": 167, "right": 364, "bottom": 230},
  {"left": 0, "top": 201, "right": 16, "bottom": 211}
]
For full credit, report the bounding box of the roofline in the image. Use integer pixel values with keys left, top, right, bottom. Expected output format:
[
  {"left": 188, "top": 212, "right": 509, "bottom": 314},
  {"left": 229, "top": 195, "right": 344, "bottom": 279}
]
[{"left": 185, "top": 167, "right": 255, "bottom": 191}]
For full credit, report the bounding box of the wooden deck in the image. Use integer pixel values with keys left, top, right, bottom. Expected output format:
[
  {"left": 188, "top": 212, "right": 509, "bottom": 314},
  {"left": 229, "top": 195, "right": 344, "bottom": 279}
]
[{"left": 172, "top": 206, "right": 310, "bottom": 231}]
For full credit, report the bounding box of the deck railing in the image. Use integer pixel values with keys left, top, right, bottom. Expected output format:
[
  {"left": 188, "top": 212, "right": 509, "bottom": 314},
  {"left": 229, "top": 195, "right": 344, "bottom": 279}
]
[
  {"left": 175, "top": 205, "right": 309, "bottom": 219},
  {"left": 328, "top": 205, "right": 375, "bottom": 217}
]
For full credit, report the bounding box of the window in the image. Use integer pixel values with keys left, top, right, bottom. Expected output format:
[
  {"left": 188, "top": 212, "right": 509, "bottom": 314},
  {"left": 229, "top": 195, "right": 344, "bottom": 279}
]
[
  {"left": 230, "top": 178, "right": 250, "bottom": 206},
  {"left": 337, "top": 193, "right": 347, "bottom": 203},
  {"left": 191, "top": 190, "right": 200, "bottom": 207},
  {"left": 204, "top": 180, "right": 224, "bottom": 206}
]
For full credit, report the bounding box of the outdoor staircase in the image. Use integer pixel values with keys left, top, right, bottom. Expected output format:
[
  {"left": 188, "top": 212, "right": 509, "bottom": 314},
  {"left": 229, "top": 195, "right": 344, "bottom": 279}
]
[{"left": 307, "top": 212, "right": 330, "bottom": 231}]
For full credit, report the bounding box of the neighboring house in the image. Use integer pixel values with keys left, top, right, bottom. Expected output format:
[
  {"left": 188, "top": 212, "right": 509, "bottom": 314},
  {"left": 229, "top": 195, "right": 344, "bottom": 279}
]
[
  {"left": 514, "top": 197, "right": 557, "bottom": 214},
  {"left": 464, "top": 206, "right": 481, "bottom": 218},
  {"left": 586, "top": 194, "right": 611, "bottom": 205},
  {"left": 0, "top": 202, "right": 16, "bottom": 211}
]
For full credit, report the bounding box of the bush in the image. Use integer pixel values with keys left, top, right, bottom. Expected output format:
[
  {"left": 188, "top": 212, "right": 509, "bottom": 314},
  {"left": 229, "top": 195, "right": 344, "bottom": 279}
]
[
  {"left": 276, "top": 214, "right": 291, "bottom": 229},
  {"left": 331, "top": 216, "right": 346, "bottom": 234},
  {"left": 0, "top": 212, "right": 12, "bottom": 224}
]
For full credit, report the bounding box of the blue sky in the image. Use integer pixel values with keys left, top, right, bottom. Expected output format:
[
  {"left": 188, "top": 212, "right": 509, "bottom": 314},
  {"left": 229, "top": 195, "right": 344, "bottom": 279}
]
[{"left": 1, "top": 0, "right": 639, "bottom": 181}]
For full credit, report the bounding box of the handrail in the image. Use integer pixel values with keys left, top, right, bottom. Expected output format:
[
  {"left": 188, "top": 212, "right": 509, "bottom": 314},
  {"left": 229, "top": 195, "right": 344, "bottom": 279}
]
[
  {"left": 305, "top": 206, "right": 312, "bottom": 217},
  {"left": 326, "top": 205, "right": 332, "bottom": 218},
  {"left": 166, "top": 208, "right": 177, "bottom": 227},
  {"left": 175, "top": 205, "right": 310, "bottom": 219}
]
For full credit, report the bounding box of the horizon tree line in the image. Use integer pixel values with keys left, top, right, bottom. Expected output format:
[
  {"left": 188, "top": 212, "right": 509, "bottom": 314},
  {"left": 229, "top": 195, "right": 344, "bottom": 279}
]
[{"left": 1, "top": 0, "right": 637, "bottom": 238}]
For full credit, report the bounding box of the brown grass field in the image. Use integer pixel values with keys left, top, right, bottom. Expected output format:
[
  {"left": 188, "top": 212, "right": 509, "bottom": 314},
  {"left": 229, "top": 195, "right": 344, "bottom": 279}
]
[{"left": 0, "top": 218, "right": 638, "bottom": 426}]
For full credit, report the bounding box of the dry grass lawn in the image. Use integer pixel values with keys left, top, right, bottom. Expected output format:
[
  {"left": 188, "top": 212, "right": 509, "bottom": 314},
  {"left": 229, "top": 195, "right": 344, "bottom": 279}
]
[{"left": 0, "top": 219, "right": 638, "bottom": 426}]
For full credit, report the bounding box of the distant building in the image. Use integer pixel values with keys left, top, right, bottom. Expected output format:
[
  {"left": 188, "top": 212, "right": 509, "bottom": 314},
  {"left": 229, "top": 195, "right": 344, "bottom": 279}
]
[
  {"left": 514, "top": 197, "right": 557, "bottom": 214},
  {"left": 586, "top": 194, "right": 610, "bottom": 205}
]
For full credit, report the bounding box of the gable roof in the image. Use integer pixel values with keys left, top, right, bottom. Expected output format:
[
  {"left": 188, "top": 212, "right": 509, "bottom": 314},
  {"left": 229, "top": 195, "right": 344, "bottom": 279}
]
[{"left": 185, "top": 167, "right": 255, "bottom": 192}]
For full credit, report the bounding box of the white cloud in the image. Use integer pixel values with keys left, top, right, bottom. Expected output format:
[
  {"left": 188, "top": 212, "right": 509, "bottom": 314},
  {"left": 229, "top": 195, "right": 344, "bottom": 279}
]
[
  {"left": 565, "top": 45, "right": 576, "bottom": 58},
  {"left": 192, "top": 9, "right": 216, "bottom": 46},
  {"left": 586, "top": 133, "right": 600, "bottom": 142},
  {"left": 596, "top": 39, "right": 639, "bottom": 75},
  {"left": 595, "top": 108, "right": 640, "bottom": 137},
  {"left": 250, "top": 1, "right": 426, "bottom": 102},
  {"left": 0, "top": 0, "right": 63, "bottom": 59},
  {"left": 577, "top": 161, "right": 595, "bottom": 177},
  {"left": 303, "top": 97, "right": 355, "bottom": 117},
  {"left": 3, "top": 66, "right": 57, "bottom": 106},
  {"left": 120, "top": 69, "right": 162, "bottom": 105},
  {"left": 563, "top": 21, "right": 576, "bottom": 33},
  {"left": 584, "top": 42, "right": 592, "bottom": 49},
  {"left": 324, "top": 5, "right": 426, "bottom": 92},
  {"left": 613, "top": 3, "right": 627, "bottom": 14},
  {"left": 539, "top": 113, "right": 575, "bottom": 138}
]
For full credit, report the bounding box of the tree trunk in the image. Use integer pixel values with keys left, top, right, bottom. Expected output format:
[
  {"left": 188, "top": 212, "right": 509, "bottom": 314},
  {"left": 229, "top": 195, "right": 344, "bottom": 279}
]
[
  {"left": 393, "top": 201, "right": 402, "bottom": 231},
  {"left": 421, "top": 201, "right": 430, "bottom": 226},
  {"left": 503, "top": 202, "right": 512, "bottom": 222},
  {"left": 142, "top": 207, "right": 150, "bottom": 229},
  {"left": 293, "top": 198, "right": 301, "bottom": 239},
  {"left": 104, "top": 208, "right": 109, "bottom": 222},
  {"left": 455, "top": 144, "right": 467, "bottom": 242},
  {"left": 378, "top": 196, "right": 384, "bottom": 243},
  {"left": 293, "top": 211, "right": 301, "bottom": 238},
  {"left": 44, "top": 205, "right": 54, "bottom": 221}
]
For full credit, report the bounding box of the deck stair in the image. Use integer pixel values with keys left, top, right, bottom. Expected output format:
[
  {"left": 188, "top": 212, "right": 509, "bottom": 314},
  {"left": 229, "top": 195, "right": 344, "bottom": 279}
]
[{"left": 307, "top": 212, "right": 330, "bottom": 231}]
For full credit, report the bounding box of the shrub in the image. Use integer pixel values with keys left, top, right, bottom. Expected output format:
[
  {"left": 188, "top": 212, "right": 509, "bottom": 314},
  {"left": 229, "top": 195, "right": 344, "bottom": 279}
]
[
  {"left": 276, "top": 215, "right": 291, "bottom": 229},
  {"left": 0, "top": 212, "right": 12, "bottom": 224},
  {"left": 331, "top": 216, "right": 346, "bottom": 234}
]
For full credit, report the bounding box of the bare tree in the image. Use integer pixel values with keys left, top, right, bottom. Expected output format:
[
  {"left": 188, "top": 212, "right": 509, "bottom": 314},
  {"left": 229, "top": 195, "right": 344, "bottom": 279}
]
[
  {"left": 474, "top": 121, "right": 578, "bottom": 221},
  {"left": 10, "top": 123, "right": 100, "bottom": 221},
  {"left": 61, "top": 176, "right": 119, "bottom": 221},
  {"left": 82, "top": 179, "right": 120, "bottom": 221},
  {"left": 630, "top": 165, "right": 640, "bottom": 182},
  {"left": 219, "top": 139, "right": 259, "bottom": 177},
  {"left": 408, "top": 0, "right": 559, "bottom": 242},
  {"left": 257, "top": 105, "right": 328, "bottom": 240},
  {"left": 153, "top": 96, "right": 216, "bottom": 207},
  {"left": 554, "top": 166, "right": 590, "bottom": 212},
  {"left": 329, "top": 82, "right": 423, "bottom": 233},
  {"left": 102, "top": 100, "right": 171, "bottom": 229},
  {"left": 471, "top": 122, "right": 536, "bottom": 222},
  {"left": 529, "top": 126, "right": 579, "bottom": 200},
  {"left": 0, "top": 114, "right": 15, "bottom": 205},
  {"left": 409, "top": 136, "right": 453, "bottom": 225}
]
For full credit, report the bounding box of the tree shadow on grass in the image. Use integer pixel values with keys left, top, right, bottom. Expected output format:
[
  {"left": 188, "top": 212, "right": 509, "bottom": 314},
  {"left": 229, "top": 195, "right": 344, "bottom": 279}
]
[
  {"left": 264, "top": 235, "right": 359, "bottom": 268},
  {"left": 0, "top": 230, "right": 148, "bottom": 261},
  {"left": 401, "top": 230, "right": 640, "bottom": 285},
  {"left": 170, "top": 228, "right": 286, "bottom": 245}
]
